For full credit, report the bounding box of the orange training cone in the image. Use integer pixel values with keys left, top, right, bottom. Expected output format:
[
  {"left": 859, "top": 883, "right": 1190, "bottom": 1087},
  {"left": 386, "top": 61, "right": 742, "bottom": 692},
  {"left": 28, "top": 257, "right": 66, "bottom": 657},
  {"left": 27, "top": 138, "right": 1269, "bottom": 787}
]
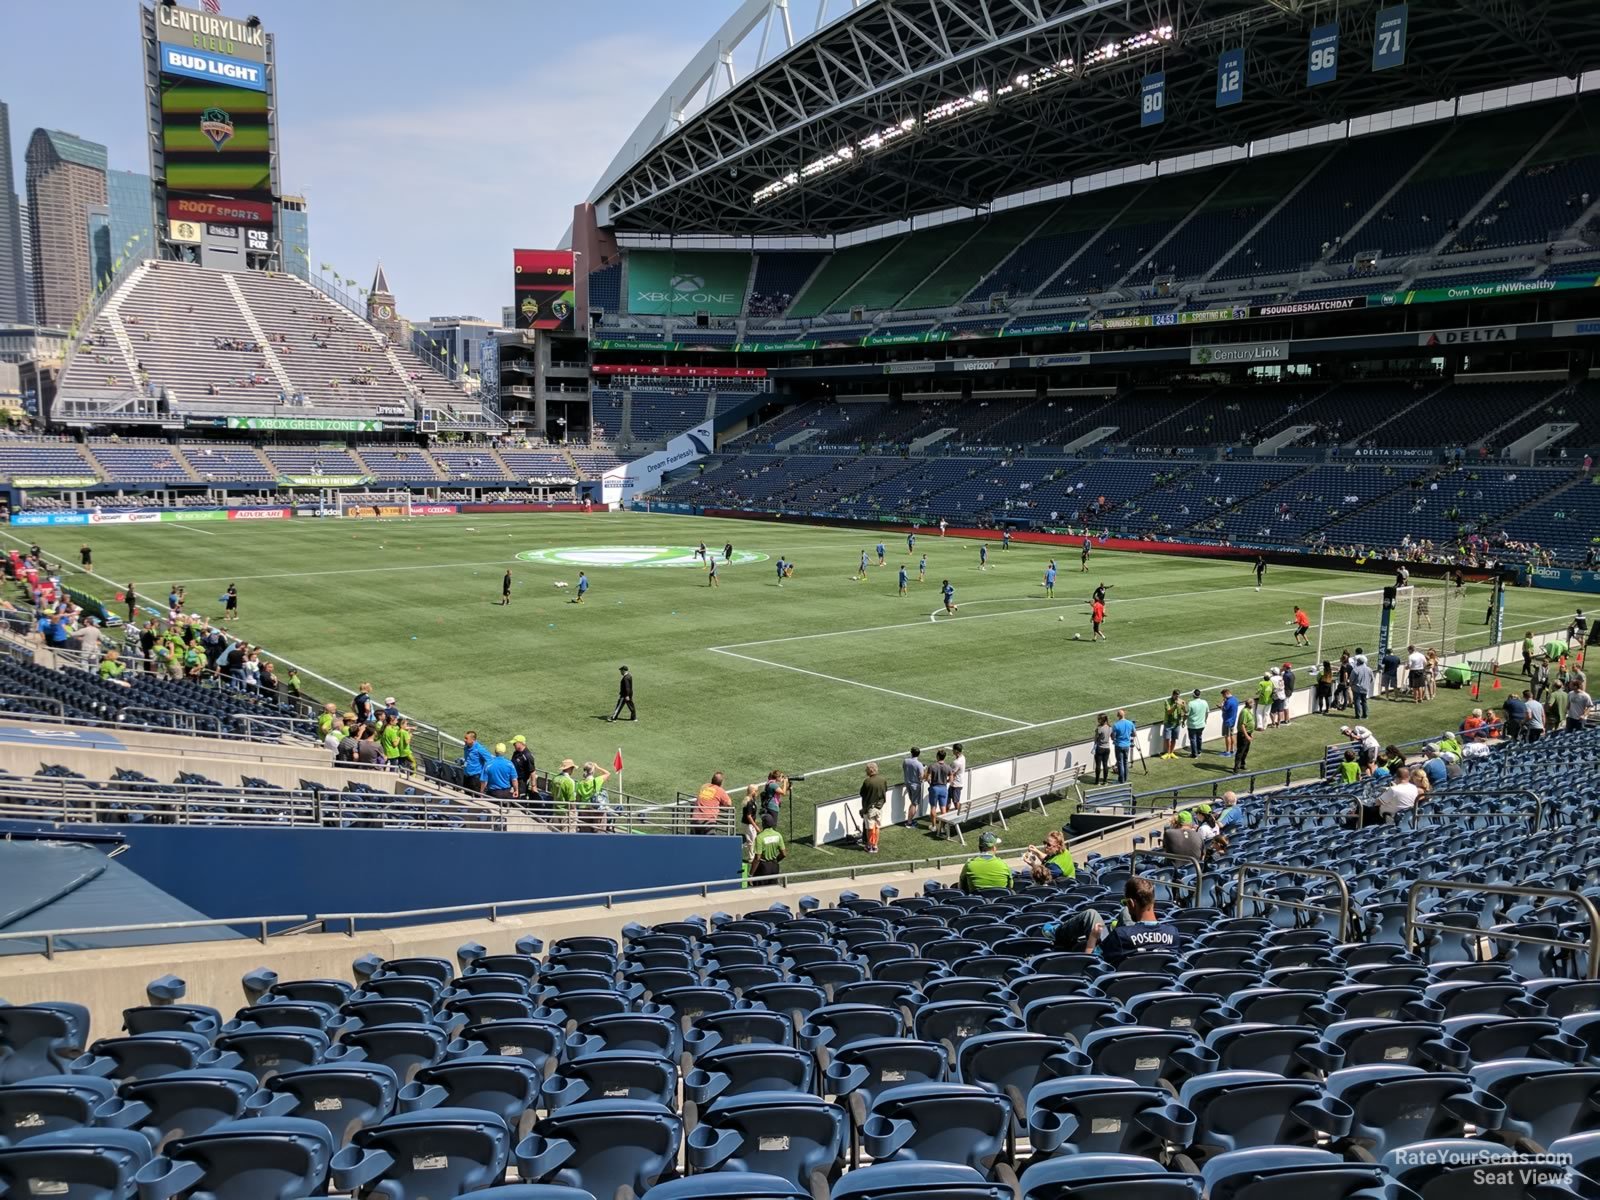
[
  {"left": 1471, "top": 682, "right": 1479, "bottom": 698},
  {"left": 1491, "top": 676, "right": 1500, "bottom": 690}
]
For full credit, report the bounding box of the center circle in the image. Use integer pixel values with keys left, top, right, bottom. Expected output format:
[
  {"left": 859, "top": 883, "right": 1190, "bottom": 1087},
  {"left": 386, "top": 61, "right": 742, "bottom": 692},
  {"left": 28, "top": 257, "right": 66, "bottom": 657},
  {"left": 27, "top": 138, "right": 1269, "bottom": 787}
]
[{"left": 515, "top": 545, "right": 770, "bottom": 568}]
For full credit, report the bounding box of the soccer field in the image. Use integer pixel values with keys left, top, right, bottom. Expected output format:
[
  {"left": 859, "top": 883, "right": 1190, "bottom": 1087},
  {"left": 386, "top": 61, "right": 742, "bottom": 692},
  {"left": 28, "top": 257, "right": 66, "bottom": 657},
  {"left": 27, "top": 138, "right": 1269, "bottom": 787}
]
[{"left": 12, "top": 512, "right": 1581, "bottom": 865}]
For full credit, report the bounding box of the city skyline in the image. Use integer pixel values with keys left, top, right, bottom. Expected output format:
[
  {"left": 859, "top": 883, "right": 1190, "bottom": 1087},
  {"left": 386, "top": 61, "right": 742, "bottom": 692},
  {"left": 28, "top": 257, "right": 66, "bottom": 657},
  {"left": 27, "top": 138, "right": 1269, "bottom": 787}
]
[{"left": 4, "top": 1, "right": 722, "bottom": 320}]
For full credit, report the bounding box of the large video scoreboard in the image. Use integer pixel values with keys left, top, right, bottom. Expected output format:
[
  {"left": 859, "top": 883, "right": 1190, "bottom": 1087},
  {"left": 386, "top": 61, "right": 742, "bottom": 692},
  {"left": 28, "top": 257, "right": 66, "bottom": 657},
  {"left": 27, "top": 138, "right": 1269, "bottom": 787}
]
[{"left": 143, "top": 2, "right": 280, "bottom": 265}]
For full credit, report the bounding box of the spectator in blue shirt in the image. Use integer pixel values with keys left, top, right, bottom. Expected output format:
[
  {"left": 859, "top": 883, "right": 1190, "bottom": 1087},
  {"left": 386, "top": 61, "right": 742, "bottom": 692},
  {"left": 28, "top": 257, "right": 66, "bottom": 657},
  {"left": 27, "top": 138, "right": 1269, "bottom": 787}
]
[
  {"left": 1420, "top": 747, "right": 1449, "bottom": 787},
  {"left": 461, "top": 730, "right": 493, "bottom": 793},
  {"left": 1215, "top": 790, "right": 1247, "bottom": 833},
  {"left": 1219, "top": 688, "right": 1240, "bottom": 758},
  {"left": 483, "top": 744, "right": 518, "bottom": 799},
  {"left": 1110, "top": 708, "right": 1137, "bottom": 783}
]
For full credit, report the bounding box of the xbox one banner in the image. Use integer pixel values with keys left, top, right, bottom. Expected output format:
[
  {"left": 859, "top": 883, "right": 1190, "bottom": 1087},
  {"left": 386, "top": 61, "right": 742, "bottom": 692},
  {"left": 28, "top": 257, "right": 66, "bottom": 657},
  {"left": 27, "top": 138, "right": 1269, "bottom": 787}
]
[
  {"left": 601, "top": 420, "right": 714, "bottom": 505},
  {"left": 627, "top": 251, "right": 748, "bottom": 316}
]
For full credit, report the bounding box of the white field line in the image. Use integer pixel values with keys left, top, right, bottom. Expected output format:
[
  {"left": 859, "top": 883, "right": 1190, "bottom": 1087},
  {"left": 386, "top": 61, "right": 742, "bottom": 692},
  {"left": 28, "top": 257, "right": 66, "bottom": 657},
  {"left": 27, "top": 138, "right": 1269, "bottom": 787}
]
[
  {"left": 708, "top": 646, "right": 1033, "bottom": 725},
  {"left": 711, "top": 583, "right": 1296, "bottom": 653},
  {"left": 165, "top": 522, "right": 217, "bottom": 536}
]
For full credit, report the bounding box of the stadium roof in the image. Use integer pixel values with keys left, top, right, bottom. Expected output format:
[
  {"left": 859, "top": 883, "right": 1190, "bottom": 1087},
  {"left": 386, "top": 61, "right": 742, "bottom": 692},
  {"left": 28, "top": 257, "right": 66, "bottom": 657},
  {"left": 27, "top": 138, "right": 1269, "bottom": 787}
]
[{"left": 591, "top": 0, "right": 1600, "bottom": 237}]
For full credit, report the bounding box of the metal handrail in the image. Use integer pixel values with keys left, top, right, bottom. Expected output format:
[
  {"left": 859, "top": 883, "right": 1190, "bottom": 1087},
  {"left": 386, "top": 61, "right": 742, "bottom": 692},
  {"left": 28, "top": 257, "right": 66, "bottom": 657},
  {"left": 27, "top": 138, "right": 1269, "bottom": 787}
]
[
  {"left": 0, "top": 691, "right": 66, "bottom": 718},
  {"left": 1234, "top": 861, "right": 1352, "bottom": 942},
  {"left": 1404, "top": 879, "right": 1600, "bottom": 979},
  {"left": 1127, "top": 847, "right": 1205, "bottom": 900},
  {"left": 0, "top": 914, "right": 309, "bottom": 960}
]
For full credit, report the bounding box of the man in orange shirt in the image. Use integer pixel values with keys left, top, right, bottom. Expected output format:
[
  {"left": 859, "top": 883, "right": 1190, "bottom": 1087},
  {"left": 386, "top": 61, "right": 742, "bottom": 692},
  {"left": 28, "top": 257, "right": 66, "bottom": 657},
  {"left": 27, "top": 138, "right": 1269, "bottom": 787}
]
[
  {"left": 693, "top": 771, "right": 732, "bottom": 833},
  {"left": 1091, "top": 598, "right": 1106, "bottom": 641},
  {"left": 1293, "top": 606, "right": 1311, "bottom": 647}
]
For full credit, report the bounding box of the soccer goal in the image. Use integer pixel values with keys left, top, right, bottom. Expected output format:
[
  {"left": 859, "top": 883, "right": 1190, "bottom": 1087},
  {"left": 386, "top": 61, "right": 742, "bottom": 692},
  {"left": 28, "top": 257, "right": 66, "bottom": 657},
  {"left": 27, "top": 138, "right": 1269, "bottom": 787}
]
[
  {"left": 1314, "top": 582, "right": 1468, "bottom": 666},
  {"left": 337, "top": 490, "right": 414, "bottom": 520}
]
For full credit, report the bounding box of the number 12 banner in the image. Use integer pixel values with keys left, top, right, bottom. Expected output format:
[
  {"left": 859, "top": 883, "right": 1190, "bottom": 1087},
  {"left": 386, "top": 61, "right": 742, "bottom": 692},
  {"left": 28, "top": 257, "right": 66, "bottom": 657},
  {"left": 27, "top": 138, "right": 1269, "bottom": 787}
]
[{"left": 1216, "top": 48, "right": 1244, "bottom": 108}]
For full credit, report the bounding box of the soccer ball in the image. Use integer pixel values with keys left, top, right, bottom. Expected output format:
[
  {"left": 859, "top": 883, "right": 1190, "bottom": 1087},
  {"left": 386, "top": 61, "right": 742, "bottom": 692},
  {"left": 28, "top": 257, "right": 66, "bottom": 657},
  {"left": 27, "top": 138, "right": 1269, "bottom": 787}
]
[
  {"left": 1072, "top": 632, "right": 1081, "bottom": 640},
  {"left": 1058, "top": 616, "right": 1064, "bottom": 622}
]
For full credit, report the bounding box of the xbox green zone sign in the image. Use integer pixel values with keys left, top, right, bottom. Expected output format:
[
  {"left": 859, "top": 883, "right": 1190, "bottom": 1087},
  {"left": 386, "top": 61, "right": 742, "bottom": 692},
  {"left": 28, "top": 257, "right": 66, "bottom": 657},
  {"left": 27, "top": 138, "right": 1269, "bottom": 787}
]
[{"left": 517, "top": 545, "right": 769, "bottom": 569}]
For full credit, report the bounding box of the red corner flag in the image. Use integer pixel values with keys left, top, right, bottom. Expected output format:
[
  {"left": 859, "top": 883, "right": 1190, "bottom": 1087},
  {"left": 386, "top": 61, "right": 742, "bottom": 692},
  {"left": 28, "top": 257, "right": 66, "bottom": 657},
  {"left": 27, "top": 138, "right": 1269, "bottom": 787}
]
[{"left": 613, "top": 748, "right": 624, "bottom": 773}]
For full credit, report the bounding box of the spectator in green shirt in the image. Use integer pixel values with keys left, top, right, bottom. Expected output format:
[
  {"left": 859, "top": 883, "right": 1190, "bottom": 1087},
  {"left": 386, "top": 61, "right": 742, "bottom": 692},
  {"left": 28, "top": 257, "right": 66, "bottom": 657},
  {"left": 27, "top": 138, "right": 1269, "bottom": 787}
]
[
  {"left": 1025, "top": 829, "right": 1076, "bottom": 884},
  {"left": 379, "top": 716, "right": 405, "bottom": 766},
  {"left": 751, "top": 813, "right": 787, "bottom": 886},
  {"left": 97, "top": 650, "right": 127, "bottom": 684},
  {"left": 316, "top": 702, "right": 338, "bottom": 741},
  {"left": 1184, "top": 689, "right": 1209, "bottom": 758},
  {"left": 551, "top": 758, "right": 579, "bottom": 832},
  {"left": 576, "top": 761, "right": 611, "bottom": 829},
  {"left": 959, "top": 831, "right": 1013, "bottom": 893},
  {"left": 1338, "top": 749, "right": 1360, "bottom": 784}
]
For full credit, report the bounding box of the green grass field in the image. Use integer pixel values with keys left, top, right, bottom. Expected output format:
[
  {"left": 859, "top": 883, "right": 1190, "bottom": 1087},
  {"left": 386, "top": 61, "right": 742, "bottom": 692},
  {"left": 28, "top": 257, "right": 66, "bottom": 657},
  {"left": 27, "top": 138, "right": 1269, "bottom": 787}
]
[{"left": 10, "top": 512, "right": 1581, "bottom": 870}]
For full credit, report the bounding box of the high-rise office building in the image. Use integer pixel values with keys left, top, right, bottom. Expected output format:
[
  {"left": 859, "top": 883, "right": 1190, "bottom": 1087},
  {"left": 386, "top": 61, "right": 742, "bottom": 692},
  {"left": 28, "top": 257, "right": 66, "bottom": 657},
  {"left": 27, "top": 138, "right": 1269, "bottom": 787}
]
[
  {"left": 0, "top": 101, "right": 29, "bottom": 325},
  {"left": 87, "top": 170, "right": 154, "bottom": 289},
  {"left": 25, "top": 129, "right": 107, "bottom": 327},
  {"left": 280, "top": 194, "right": 310, "bottom": 280}
]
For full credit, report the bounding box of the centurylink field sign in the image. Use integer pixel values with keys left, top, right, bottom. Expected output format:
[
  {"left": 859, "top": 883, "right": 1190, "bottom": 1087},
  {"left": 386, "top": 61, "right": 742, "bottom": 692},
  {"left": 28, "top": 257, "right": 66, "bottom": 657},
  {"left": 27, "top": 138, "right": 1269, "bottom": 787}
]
[{"left": 517, "top": 546, "right": 769, "bottom": 569}]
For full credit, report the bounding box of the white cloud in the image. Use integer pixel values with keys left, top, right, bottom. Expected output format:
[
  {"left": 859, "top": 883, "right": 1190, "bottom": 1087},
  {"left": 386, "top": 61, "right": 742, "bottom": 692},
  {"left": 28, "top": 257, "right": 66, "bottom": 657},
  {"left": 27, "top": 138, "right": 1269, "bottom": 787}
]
[{"left": 284, "top": 30, "right": 698, "bottom": 318}]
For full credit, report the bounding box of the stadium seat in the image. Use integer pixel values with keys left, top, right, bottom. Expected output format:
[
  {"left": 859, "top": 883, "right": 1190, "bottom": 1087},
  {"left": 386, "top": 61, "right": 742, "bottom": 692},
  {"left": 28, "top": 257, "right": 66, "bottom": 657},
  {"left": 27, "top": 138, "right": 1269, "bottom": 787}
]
[
  {"left": 516, "top": 1098, "right": 683, "bottom": 1197},
  {"left": 246, "top": 1061, "right": 400, "bottom": 1148},
  {"left": 0, "top": 1003, "right": 93, "bottom": 1083},
  {"left": 132, "top": 1116, "right": 334, "bottom": 1199},
  {"left": 684, "top": 1091, "right": 848, "bottom": 1193},
  {"left": 0, "top": 1127, "right": 154, "bottom": 1200},
  {"left": 0, "top": 1073, "right": 123, "bottom": 1146},
  {"left": 331, "top": 1107, "right": 512, "bottom": 1197}
]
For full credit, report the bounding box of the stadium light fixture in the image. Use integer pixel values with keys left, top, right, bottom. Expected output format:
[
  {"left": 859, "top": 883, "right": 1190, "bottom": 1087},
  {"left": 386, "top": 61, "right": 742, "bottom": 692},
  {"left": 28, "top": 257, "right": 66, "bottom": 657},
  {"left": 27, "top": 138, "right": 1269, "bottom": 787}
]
[{"left": 748, "top": 24, "right": 1172, "bottom": 206}]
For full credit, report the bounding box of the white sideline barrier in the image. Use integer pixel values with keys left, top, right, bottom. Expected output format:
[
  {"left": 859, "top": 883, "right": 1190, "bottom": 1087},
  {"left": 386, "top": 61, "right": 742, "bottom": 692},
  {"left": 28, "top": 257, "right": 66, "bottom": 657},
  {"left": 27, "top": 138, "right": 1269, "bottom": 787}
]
[{"left": 812, "top": 624, "right": 1571, "bottom": 845}]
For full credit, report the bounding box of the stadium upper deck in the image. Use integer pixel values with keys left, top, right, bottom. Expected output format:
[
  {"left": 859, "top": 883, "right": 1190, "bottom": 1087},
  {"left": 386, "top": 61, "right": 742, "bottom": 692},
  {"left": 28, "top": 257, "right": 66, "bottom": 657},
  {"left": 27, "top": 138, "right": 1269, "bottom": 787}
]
[{"left": 589, "top": 0, "right": 1600, "bottom": 237}]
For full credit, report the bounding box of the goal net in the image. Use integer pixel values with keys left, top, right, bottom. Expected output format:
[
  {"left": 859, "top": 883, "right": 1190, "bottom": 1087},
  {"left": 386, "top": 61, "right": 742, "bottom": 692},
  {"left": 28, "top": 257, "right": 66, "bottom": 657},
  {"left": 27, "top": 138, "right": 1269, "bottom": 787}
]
[
  {"left": 1315, "top": 582, "right": 1469, "bottom": 666},
  {"left": 337, "top": 490, "right": 414, "bottom": 519}
]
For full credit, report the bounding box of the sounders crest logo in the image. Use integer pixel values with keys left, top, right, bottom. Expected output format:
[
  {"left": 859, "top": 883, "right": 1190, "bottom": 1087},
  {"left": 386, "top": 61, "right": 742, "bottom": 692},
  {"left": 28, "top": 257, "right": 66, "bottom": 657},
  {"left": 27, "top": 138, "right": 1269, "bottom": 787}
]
[
  {"left": 517, "top": 545, "right": 768, "bottom": 569},
  {"left": 200, "top": 107, "right": 235, "bottom": 151}
]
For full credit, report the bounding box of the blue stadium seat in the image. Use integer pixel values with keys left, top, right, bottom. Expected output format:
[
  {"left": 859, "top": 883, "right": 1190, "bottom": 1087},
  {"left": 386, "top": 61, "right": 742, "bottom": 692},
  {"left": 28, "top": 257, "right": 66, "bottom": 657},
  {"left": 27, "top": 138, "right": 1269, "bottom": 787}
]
[
  {"left": 108, "top": 1067, "right": 262, "bottom": 1151},
  {"left": 1018, "top": 1153, "right": 1202, "bottom": 1199},
  {"left": 331, "top": 1107, "right": 512, "bottom": 1197},
  {"left": 1027, "top": 1075, "right": 1196, "bottom": 1160},
  {"left": 0, "top": 1003, "right": 92, "bottom": 1082},
  {"left": 132, "top": 1116, "right": 334, "bottom": 1199},
  {"left": 0, "top": 1074, "right": 123, "bottom": 1146},
  {"left": 859, "top": 1082, "right": 1013, "bottom": 1180},
  {"left": 516, "top": 1098, "right": 683, "bottom": 1197},
  {"left": 1323, "top": 1065, "right": 1506, "bottom": 1158},
  {"left": 246, "top": 1061, "right": 399, "bottom": 1148},
  {"left": 0, "top": 1127, "right": 154, "bottom": 1200},
  {"left": 542, "top": 1050, "right": 679, "bottom": 1110},
  {"left": 835, "top": 1160, "right": 1018, "bottom": 1199},
  {"left": 396, "top": 1054, "right": 541, "bottom": 1131},
  {"left": 685, "top": 1091, "right": 848, "bottom": 1193}
]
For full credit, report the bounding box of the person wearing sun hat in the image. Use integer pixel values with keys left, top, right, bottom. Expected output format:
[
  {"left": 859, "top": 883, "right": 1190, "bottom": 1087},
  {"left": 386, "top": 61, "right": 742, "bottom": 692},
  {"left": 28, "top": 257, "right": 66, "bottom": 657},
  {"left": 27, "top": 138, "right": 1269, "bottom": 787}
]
[
  {"left": 550, "top": 758, "right": 579, "bottom": 831},
  {"left": 959, "top": 830, "right": 1012, "bottom": 893}
]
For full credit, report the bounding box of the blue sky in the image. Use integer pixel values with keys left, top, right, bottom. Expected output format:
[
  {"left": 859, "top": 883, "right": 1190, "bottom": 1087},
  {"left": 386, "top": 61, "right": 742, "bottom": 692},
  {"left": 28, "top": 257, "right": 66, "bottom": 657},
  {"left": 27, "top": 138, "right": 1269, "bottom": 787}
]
[{"left": 5, "top": 1, "right": 727, "bottom": 319}]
